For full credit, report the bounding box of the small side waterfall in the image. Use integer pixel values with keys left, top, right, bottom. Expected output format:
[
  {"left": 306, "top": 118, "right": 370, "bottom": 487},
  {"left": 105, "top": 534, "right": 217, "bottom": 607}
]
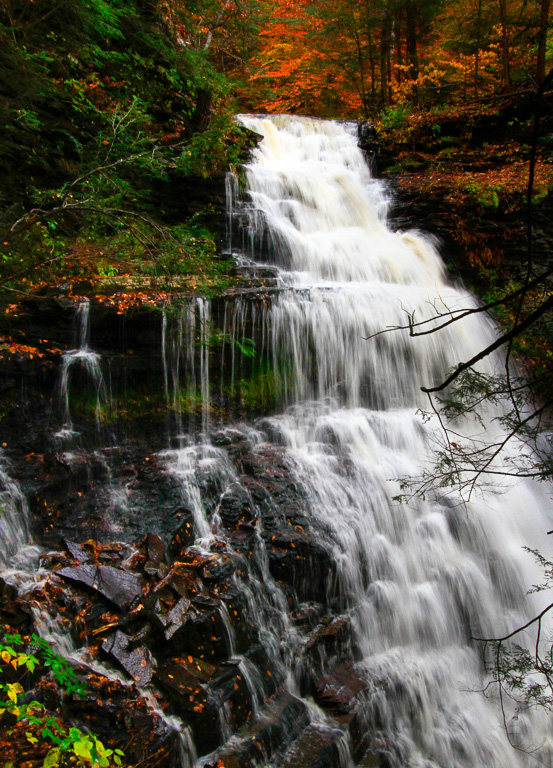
[
  {"left": 0, "top": 449, "right": 31, "bottom": 567},
  {"left": 162, "top": 297, "right": 213, "bottom": 439},
  {"left": 56, "top": 299, "right": 107, "bottom": 438}
]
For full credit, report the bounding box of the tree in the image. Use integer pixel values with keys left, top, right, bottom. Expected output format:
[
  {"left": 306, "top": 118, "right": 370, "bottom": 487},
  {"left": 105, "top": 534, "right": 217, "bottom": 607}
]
[
  {"left": 0, "top": 0, "right": 250, "bottom": 294},
  {"left": 535, "top": 0, "right": 552, "bottom": 84},
  {"left": 498, "top": 0, "right": 511, "bottom": 90}
]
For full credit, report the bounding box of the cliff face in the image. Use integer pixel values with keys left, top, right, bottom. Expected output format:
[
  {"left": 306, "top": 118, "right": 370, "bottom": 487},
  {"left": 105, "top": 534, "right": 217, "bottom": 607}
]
[{"left": 0, "top": 288, "right": 365, "bottom": 768}]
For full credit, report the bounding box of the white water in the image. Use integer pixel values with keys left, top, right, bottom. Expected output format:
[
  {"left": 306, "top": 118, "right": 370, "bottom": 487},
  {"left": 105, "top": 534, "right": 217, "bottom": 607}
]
[
  {"left": 56, "top": 300, "right": 107, "bottom": 437},
  {"left": 0, "top": 449, "right": 32, "bottom": 568},
  {"left": 218, "top": 115, "right": 553, "bottom": 766},
  {"left": 162, "top": 298, "right": 212, "bottom": 440}
]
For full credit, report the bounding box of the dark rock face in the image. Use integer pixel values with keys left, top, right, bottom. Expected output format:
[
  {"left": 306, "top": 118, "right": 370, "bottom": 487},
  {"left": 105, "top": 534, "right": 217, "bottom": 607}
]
[
  {"left": 57, "top": 564, "right": 143, "bottom": 611},
  {"left": 102, "top": 630, "right": 153, "bottom": 685},
  {"left": 0, "top": 418, "right": 372, "bottom": 766}
]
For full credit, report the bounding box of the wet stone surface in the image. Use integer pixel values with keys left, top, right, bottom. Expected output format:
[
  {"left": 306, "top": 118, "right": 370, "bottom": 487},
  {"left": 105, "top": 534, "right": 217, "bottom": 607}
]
[{"left": 0, "top": 492, "right": 367, "bottom": 766}]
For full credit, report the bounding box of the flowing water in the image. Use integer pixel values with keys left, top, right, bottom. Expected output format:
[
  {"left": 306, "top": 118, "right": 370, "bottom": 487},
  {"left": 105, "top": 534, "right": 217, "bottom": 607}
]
[
  {"left": 208, "top": 115, "right": 553, "bottom": 767},
  {"left": 2, "top": 114, "right": 553, "bottom": 767},
  {"left": 56, "top": 299, "right": 107, "bottom": 438}
]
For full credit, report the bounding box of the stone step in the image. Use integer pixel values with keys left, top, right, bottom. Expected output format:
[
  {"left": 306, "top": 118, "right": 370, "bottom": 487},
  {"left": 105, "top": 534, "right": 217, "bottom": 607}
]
[
  {"left": 357, "top": 751, "right": 382, "bottom": 767},
  {"left": 202, "top": 690, "right": 310, "bottom": 768},
  {"left": 280, "top": 723, "right": 347, "bottom": 768}
]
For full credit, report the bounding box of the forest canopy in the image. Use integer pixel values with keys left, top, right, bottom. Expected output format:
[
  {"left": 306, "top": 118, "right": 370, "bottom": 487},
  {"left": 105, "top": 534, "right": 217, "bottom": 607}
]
[{"left": 226, "top": 0, "right": 553, "bottom": 116}]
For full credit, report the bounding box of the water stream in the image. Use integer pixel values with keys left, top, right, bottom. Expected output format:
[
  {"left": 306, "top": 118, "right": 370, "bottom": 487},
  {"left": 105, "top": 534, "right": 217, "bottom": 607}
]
[{"left": 213, "top": 115, "right": 553, "bottom": 767}]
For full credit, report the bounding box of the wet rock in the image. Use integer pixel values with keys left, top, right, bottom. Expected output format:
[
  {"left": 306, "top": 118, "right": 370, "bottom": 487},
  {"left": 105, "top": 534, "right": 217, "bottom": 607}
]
[
  {"left": 156, "top": 662, "right": 208, "bottom": 707},
  {"left": 152, "top": 595, "right": 192, "bottom": 641},
  {"left": 63, "top": 539, "right": 94, "bottom": 564},
  {"left": 167, "top": 517, "right": 196, "bottom": 558},
  {"left": 280, "top": 723, "right": 344, "bottom": 768},
  {"left": 57, "top": 564, "right": 143, "bottom": 611},
  {"left": 358, "top": 752, "right": 384, "bottom": 767},
  {"left": 265, "top": 529, "right": 333, "bottom": 602},
  {"left": 155, "top": 661, "right": 220, "bottom": 755},
  {"left": 177, "top": 655, "right": 217, "bottom": 683},
  {"left": 0, "top": 576, "right": 17, "bottom": 602},
  {"left": 150, "top": 561, "right": 197, "bottom": 600},
  {"left": 204, "top": 691, "right": 310, "bottom": 768},
  {"left": 291, "top": 602, "right": 325, "bottom": 632},
  {"left": 144, "top": 533, "right": 167, "bottom": 577},
  {"left": 211, "top": 428, "right": 253, "bottom": 447},
  {"left": 0, "top": 580, "right": 33, "bottom": 628},
  {"left": 239, "top": 446, "right": 312, "bottom": 531},
  {"left": 305, "top": 616, "right": 351, "bottom": 650},
  {"left": 316, "top": 664, "right": 367, "bottom": 713},
  {"left": 218, "top": 484, "right": 256, "bottom": 529},
  {"left": 200, "top": 553, "right": 236, "bottom": 582},
  {"left": 102, "top": 630, "right": 153, "bottom": 686},
  {"left": 172, "top": 605, "right": 229, "bottom": 662},
  {"left": 208, "top": 658, "right": 254, "bottom": 731},
  {"left": 39, "top": 550, "right": 74, "bottom": 570}
]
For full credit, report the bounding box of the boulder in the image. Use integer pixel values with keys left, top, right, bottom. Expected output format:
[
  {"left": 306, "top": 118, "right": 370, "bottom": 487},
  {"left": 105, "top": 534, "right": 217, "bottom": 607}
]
[{"left": 57, "top": 564, "right": 143, "bottom": 612}]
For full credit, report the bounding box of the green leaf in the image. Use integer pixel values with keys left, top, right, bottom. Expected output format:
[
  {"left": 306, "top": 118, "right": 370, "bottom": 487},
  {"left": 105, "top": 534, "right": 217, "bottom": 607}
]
[
  {"left": 235, "top": 338, "right": 256, "bottom": 358},
  {"left": 43, "top": 747, "right": 61, "bottom": 768},
  {"left": 73, "top": 740, "right": 93, "bottom": 761}
]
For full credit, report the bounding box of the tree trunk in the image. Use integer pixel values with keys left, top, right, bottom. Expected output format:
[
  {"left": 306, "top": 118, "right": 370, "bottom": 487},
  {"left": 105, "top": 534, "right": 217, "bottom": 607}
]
[
  {"left": 347, "top": 0, "right": 369, "bottom": 116},
  {"left": 536, "top": 0, "right": 551, "bottom": 85},
  {"left": 498, "top": 0, "right": 510, "bottom": 91},
  {"left": 474, "top": 0, "right": 482, "bottom": 98},
  {"left": 395, "top": 9, "right": 403, "bottom": 87},
  {"left": 405, "top": 0, "right": 419, "bottom": 104},
  {"left": 380, "top": 8, "right": 391, "bottom": 105},
  {"left": 365, "top": 1, "right": 378, "bottom": 103}
]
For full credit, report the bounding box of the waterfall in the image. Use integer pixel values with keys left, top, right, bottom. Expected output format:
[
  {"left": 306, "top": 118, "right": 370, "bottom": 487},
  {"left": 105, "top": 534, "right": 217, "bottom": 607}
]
[
  {"left": 162, "top": 297, "right": 213, "bottom": 439},
  {"left": 2, "top": 114, "right": 553, "bottom": 768},
  {"left": 211, "top": 114, "right": 552, "bottom": 767}
]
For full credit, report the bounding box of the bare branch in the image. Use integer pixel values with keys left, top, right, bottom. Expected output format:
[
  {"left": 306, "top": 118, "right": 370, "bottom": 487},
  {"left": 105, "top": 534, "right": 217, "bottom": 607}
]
[
  {"left": 473, "top": 602, "right": 553, "bottom": 643},
  {"left": 421, "top": 294, "right": 553, "bottom": 393},
  {"left": 364, "top": 266, "right": 553, "bottom": 342}
]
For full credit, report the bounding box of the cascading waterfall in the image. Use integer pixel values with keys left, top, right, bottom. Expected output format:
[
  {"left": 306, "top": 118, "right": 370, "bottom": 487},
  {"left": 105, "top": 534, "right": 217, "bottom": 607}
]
[
  {"left": 1, "top": 114, "right": 552, "bottom": 768},
  {"left": 0, "top": 448, "right": 31, "bottom": 568},
  {"left": 204, "top": 114, "right": 552, "bottom": 766}
]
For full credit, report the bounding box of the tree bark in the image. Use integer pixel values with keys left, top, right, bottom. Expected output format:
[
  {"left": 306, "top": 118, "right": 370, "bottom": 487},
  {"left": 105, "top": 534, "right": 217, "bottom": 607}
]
[
  {"left": 536, "top": 0, "right": 551, "bottom": 85},
  {"left": 474, "top": 0, "right": 482, "bottom": 98},
  {"left": 380, "top": 7, "right": 391, "bottom": 105},
  {"left": 405, "top": 0, "right": 419, "bottom": 104},
  {"left": 498, "top": 0, "right": 510, "bottom": 91},
  {"left": 394, "top": 8, "right": 403, "bottom": 87}
]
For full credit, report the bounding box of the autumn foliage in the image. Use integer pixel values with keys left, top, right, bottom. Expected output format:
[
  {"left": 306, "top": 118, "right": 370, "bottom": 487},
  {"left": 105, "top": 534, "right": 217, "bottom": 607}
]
[{"left": 233, "top": 0, "right": 552, "bottom": 117}]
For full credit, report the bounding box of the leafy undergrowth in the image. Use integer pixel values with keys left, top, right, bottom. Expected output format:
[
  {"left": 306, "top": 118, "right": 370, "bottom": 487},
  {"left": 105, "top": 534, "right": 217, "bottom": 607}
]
[
  {"left": 391, "top": 157, "right": 553, "bottom": 210},
  {"left": 0, "top": 0, "right": 255, "bottom": 303},
  {"left": 1, "top": 222, "right": 239, "bottom": 299},
  {"left": 0, "top": 634, "right": 125, "bottom": 768},
  {"left": 378, "top": 98, "right": 553, "bottom": 208}
]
